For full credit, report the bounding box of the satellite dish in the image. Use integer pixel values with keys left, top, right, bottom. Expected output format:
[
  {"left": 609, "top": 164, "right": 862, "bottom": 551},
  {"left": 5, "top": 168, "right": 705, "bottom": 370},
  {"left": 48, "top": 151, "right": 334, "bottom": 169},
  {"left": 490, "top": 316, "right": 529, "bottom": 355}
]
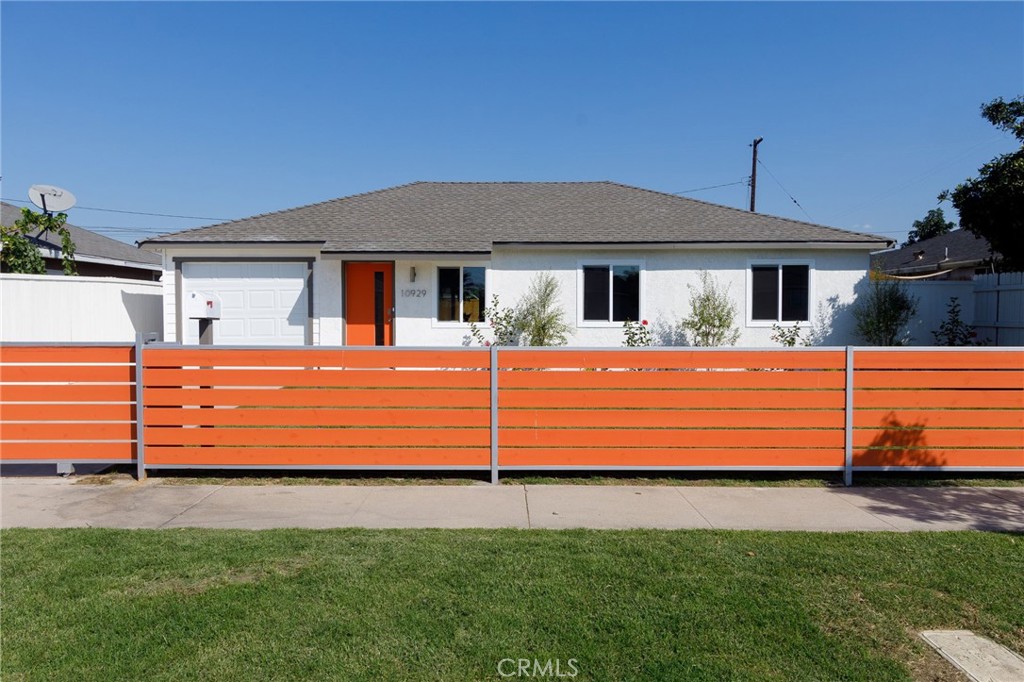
[{"left": 28, "top": 184, "right": 76, "bottom": 213}]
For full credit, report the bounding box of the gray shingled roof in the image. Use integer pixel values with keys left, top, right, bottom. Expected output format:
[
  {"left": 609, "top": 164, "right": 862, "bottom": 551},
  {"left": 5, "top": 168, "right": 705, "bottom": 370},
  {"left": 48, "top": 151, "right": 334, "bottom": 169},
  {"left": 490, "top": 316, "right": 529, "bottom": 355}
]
[
  {"left": 143, "top": 181, "right": 890, "bottom": 252},
  {"left": 2, "top": 201, "right": 161, "bottom": 266},
  {"left": 872, "top": 229, "right": 997, "bottom": 274}
]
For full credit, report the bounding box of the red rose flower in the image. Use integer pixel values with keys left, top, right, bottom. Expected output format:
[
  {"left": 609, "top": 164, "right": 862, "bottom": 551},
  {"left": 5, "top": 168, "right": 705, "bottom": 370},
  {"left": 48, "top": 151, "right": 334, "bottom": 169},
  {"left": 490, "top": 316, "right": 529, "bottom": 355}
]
[{"left": 641, "top": 319, "right": 648, "bottom": 326}]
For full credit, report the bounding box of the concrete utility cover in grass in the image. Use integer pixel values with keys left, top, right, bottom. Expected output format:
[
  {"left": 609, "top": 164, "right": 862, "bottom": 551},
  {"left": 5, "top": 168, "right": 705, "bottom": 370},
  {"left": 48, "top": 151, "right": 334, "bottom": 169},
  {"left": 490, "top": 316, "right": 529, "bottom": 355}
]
[{"left": 920, "top": 630, "right": 1024, "bottom": 682}]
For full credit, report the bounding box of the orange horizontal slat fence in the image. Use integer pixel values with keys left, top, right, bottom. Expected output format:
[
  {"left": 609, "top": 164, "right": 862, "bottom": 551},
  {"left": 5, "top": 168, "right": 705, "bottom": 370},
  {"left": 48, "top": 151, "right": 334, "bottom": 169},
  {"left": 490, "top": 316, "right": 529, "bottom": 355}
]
[
  {"left": 141, "top": 347, "right": 491, "bottom": 468},
  {"left": 852, "top": 350, "right": 1024, "bottom": 469},
  {"left": 0, "top": 344, "right": 136, "bottom": 463},
  {"left": 3, "top": 344, "right": 1020, "bottom": 477},
  {"left": 497, "top": 349, "right": 848, "bottom": 469}
]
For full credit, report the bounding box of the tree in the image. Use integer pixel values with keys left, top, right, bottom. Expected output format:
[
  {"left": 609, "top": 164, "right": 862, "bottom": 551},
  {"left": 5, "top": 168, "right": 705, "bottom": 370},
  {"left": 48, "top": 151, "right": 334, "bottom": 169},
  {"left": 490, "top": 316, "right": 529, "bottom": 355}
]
[
  {"left": 940, "top": 95, "right": 1024, "bottom": 269},
  {"left": 469, "top": 273, "right": 572, "bottom": 347},
  {"left": 516, "top": 273, "right": 572, "bottom": 347},
  {"left": 679, "top": 271, "right": 740, "bottom": 347},
  {"left": 0, "top": 207, "right": 77, "bottom": 275},
  {"left": 903, "top": 208, "right": 954, "bottom": 246},
  {"left": 853, "top": 271, "right": 918, "bottom": 346}
]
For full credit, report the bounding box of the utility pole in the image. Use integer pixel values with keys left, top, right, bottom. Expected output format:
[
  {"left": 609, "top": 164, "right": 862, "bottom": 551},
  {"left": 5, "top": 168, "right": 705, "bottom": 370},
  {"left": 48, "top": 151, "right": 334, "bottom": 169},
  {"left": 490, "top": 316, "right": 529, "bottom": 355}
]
[{"left": 749, "top": 136, "right": 763, "bottom": 212}]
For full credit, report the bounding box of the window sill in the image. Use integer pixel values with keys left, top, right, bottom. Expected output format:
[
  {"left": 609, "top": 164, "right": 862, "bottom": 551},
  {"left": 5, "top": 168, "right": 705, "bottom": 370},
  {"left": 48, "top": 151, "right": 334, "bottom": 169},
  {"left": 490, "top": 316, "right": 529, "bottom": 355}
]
[
  {"left": 746, "top": 320, "right": 812, "bottom": 328},
  {"left": 577, "top": 321, "right": 631, "bottom": 329},
  {"left": 431, "top": 321, "right": 485, "bottom": 330}
]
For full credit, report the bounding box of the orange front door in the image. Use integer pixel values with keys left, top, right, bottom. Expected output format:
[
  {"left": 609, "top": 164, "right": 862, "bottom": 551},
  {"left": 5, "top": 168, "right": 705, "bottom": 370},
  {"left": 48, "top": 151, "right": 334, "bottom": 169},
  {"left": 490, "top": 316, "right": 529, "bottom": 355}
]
[{"left": 345, "top": 262, "right": 394, "bottom": 346}]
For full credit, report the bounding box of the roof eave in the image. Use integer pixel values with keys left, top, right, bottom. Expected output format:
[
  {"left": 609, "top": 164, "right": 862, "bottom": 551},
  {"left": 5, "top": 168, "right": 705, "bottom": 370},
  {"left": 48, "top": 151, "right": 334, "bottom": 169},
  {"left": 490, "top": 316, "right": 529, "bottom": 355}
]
[
  {"left": 36, "top": 245, "right": 161, "bottom": 270},
  {"left": 494, "top": 240, "right": 891, "bottom": 251},
  {"left": 141, "top": 239, "right": 327, "bottom": 247}
]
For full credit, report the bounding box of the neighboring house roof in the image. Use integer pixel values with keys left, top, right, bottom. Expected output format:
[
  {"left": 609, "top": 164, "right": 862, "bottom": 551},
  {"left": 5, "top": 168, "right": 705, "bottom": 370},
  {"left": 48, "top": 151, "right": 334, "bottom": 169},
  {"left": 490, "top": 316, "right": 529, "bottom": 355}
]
[
  {"left": 872, "top": 229, "right": 997, "bottom": 276},
  {"left": 142, "top": 181, "right": 891, "bottom": 252},
  {"left": 1, "top": 201, "right": 161, "bottom": 269}
]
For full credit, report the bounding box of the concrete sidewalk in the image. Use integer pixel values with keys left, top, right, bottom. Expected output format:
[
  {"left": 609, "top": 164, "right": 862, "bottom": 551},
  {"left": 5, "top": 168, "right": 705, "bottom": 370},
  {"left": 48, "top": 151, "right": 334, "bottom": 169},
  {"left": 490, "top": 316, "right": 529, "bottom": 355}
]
[{"left": 1, "top": 478, "right": 1022, "bottom": 531}]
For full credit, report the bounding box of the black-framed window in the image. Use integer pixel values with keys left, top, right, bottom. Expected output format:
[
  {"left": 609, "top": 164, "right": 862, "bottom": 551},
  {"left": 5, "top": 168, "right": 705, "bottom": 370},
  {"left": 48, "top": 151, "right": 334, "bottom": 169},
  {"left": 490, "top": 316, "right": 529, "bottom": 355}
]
[
  {"left": 582, "top": 264, "right": 640, "bottom": 322},
  {"left": 751, "top": 264, "right": 810, "bottom": 322},
  {"left": 438, "top": 266, "right": 485, "bottom": 323}
]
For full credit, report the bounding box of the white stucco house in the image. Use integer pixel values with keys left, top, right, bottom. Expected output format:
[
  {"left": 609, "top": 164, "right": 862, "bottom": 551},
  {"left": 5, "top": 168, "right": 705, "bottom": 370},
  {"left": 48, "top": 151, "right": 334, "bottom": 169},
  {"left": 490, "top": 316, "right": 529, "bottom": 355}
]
[{"left": 141, "top": 181, "right": 892, "bottom": 347}]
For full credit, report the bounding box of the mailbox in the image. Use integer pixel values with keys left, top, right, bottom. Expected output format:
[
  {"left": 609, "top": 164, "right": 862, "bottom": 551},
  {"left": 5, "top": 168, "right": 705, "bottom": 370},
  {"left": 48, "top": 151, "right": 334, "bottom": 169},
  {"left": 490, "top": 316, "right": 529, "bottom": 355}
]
[{"left": 187, "top": 291, "right": 222, "bottom": 319}]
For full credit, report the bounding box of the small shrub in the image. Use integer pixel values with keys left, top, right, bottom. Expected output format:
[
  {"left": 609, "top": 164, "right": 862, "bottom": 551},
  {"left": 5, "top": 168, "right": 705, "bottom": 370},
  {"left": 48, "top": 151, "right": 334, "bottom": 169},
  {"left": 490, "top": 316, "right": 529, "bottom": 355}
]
[
  {"left": 468, "top": 273, "right": 572, "bottom": 347},
  {"left": 470, "top": 295, "right": 522, "bottom": 347},
  {"left": 518, "top": 273, "right": 572, "bottom": 347},
  {"left": 770, "top": 322, "right": 809, "bottom": 347},
  {"left": 853, "top": 271, "right": 918, "bottom": 346},
  {"left": 622, "top": 319, "right": 652, "bottom": 347},
  {"left": 932, "top": 297, "right": 985, "bottom": 346},
  {"left": 680, "top": 271, "right": 740, "bottom": 347}
]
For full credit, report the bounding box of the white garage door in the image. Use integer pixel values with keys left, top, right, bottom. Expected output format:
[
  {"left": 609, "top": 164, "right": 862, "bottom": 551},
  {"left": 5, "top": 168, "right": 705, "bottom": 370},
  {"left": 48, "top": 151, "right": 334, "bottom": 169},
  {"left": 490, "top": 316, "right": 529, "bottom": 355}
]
[{"left": 181, "top": 261, "right": 309, "bottom": 345}]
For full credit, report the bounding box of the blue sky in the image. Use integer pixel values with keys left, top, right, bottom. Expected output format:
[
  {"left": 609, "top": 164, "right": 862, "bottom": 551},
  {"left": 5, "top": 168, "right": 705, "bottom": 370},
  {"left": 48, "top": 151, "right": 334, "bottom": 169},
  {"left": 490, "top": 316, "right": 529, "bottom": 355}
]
[{"left": 2, "top": 2, "right": 1021, "bottom": 246}]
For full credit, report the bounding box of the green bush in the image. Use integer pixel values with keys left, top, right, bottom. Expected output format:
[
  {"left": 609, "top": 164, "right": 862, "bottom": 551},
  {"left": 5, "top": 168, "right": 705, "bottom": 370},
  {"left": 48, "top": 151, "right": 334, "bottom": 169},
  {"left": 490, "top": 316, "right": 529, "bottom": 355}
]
[
  {"left": 853, "top": 273, "right": 918, "bottom": 346},
  {"left": 470, "top": 273, "right": 572, "bottom": 347},
  {"left": 680, "top": 271, "right": 740, "bottom": 347},
  {"left": 932, "top": 297, "right": 985, "bottom": 346}
]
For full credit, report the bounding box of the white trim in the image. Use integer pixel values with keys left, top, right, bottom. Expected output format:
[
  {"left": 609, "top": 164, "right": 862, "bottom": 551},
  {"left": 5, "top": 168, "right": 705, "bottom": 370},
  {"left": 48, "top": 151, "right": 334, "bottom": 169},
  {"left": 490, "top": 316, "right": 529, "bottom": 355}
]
[
  {"left": 153, "top": 245, "right": 322, "bottom": 258},
  {"left": 0, "top": 272, "right": 162, "bottom": 287},
  {"left": 430, "top": 262, "right": 489, "bottom": 329},
  {"left": 36, "top": 245, "right": 161, "bottom": 271},
  {"left": 498, "top": 241, "right": 889, "bottom": 252},
  {"left": 745, "top": 259, "right": 815, "bottom": 328},
  {"left": 575, "top": 259, "right": 645, "bottom": 328},
  {"left": 330, "top": 252, "right": 490, "bottom": 260}
]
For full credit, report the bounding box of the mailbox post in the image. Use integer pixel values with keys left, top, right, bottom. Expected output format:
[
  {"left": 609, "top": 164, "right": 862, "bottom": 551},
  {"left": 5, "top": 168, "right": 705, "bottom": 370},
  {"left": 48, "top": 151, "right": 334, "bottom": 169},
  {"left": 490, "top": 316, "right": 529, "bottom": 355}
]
[{"left": 187, "top": 291, "right": 222, "bottom": 345}]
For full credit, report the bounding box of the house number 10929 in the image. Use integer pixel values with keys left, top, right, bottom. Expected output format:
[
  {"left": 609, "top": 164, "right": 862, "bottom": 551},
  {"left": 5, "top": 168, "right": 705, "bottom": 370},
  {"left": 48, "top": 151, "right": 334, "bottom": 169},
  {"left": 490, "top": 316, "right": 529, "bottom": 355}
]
[{"left": 400, "top": 289, "right": 427, "bottom": 298}]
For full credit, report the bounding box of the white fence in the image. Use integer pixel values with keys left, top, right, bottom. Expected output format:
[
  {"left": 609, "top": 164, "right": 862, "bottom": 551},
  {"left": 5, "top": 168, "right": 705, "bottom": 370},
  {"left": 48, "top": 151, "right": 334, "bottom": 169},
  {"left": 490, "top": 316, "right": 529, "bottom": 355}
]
[
  {"left": 974, "top": 272, "right": 1024, "bottom": 346},
  {"left": 903, "top": 280, "right": 976, "bottom": 346},
  {"left": 0, "top": 273, "right": 163, "bottom": 342}
]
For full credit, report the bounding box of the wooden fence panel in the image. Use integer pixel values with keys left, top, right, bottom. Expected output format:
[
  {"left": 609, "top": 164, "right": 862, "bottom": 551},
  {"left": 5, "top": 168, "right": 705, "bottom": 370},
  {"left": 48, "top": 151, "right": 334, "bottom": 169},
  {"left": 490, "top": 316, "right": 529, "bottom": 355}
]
[
  {"left": 0, "top": 344, "right": 136, "bottom": 463},
  {"left": 853, "top": 350, "right": 1024, "bottom": 469},
  {"left": 141, "top": 347, "right": 490, "bottom": 468},
  {"left": 497, "top": 349, "right": 847, "bottom": 469}
]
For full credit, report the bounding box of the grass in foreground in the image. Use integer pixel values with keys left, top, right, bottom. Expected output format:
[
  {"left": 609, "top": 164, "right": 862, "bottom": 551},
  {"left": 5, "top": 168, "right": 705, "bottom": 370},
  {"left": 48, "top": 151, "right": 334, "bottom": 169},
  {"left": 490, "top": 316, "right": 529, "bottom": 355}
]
[{"left": 2, "top": 529, "right": 1022, "bottom": 681}]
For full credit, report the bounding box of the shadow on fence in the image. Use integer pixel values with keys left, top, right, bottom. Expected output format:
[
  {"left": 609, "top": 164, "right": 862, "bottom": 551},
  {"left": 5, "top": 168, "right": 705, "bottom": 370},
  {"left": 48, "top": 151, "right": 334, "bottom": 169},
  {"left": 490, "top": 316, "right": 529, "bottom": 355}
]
[{"left": 857, "top": 411, "right": 947, "bottom": 468}]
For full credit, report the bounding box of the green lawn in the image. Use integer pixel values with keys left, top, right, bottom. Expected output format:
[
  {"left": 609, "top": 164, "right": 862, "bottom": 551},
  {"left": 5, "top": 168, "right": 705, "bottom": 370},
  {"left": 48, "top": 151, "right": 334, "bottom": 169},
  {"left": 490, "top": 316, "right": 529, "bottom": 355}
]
[{"left": 2, "top": 529, "right": 1022, "bottom": 681}]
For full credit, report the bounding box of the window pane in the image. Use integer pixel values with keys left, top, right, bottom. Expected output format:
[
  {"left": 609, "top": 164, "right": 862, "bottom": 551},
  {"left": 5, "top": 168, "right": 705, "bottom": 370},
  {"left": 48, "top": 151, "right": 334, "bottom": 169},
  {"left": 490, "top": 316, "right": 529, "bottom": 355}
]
[
  {"left": 437, "top": 267, "right": 459, "bottom": 322},
  {"left": 462, "top": 267, "right": 485, "bottom": 323},
  {"left": 751, "top": 266, "right": 779, "bottom": 320},
  {"left": 583, "top": 266, "right": 610, "bottom": 321},
  {"left": 612, "top": 265, "right": 640, "bottom": 322},
  {"left": 781, "top": 265, "right": 809, "bottom": 321}
]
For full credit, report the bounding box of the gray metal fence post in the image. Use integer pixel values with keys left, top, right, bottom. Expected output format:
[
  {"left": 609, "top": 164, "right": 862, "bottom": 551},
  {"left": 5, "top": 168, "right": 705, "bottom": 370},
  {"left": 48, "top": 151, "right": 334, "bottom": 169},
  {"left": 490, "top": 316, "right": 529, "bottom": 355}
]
[
  {"left": 844, "top": 346, "right": 854, "bottom": 487},
  {"left": 490, "top": 344, "right": 499, "bottom": 485},
  {"left": 135, "top": 333, "right": 147, "bottom": 481}
]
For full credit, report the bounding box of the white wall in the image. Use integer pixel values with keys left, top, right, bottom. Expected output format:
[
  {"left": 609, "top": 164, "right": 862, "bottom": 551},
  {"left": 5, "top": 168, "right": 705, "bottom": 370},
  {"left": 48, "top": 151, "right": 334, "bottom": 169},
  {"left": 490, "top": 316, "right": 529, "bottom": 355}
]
[
  {"left": 391, "top": 247, "right": 871, "bottom": 347},
  {"left": 393, "top": 257, "right": 492, "bottom": 346},
  {"left": 315, "top": 257, "right": 344, "bottom": 345},
  {"left": 902, "top": 280, "right": 976, "bottom": 346},
  {"left": 154, "top": 246, "right": 875, "bottom": 348},
  {"left": 0, "top": 273, "right": 163, "bottom": 342}
]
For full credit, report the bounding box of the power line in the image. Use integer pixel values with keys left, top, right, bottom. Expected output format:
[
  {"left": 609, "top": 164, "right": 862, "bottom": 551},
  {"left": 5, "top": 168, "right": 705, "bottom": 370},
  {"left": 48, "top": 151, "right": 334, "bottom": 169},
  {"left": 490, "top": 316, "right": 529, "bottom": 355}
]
[
  {"left": 0, "top": 197, "right": 229, "bottom": 221},
  {"left": 831, "top": 134, "right": 1007, "bottom": 222},
  {"left": 756, "top": 159, "right": 813, "bottom": 222},
  {"left": 673, "top": 179, "right": 749, "bottom": 195},
  {"left": 77, "top": 225, "right": 171, "bottom": 234}
]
